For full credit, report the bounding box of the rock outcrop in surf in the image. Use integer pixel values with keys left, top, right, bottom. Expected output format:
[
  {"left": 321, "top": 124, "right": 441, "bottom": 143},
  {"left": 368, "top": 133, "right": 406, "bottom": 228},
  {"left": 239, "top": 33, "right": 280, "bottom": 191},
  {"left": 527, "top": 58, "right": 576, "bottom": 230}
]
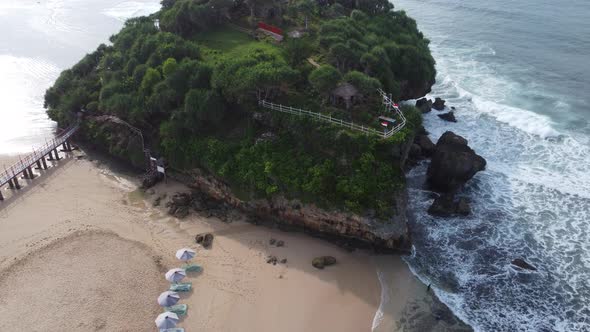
[{"left": 427, "top": 131, "right": 486, "bottom": 193}]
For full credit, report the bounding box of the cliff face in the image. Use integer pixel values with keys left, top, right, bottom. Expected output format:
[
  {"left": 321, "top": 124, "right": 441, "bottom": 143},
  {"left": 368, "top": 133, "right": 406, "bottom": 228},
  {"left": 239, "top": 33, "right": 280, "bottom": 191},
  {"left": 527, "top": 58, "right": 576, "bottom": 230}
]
[{"left": 186, "top": 168, "right": 411, "bottom": 252}]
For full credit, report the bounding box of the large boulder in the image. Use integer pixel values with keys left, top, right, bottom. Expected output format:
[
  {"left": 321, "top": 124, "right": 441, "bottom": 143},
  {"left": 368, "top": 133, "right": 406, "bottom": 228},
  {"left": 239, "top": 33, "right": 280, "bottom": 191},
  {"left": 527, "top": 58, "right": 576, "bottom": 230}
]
[
  {"left": 428, "top": 194, "right": 471, "bottom": 217},
  {"left": 427, "top": 132, "right": 486, "bottom": 192},
  {"left": 433, "top": 97, "right": 446, "bottom": 111},
  {"left": 415, "top": 134, "right": 436, "bottom": 157},
  {"left": 416, "top": 98, "right": 433, "bottom": 114}
]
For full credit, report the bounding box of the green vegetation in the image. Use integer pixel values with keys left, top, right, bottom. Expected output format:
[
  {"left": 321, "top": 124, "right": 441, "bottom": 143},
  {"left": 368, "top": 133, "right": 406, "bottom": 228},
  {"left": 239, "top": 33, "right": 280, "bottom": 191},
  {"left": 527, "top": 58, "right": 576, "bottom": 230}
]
[{"left": 44, "top": 0, "right": 434, "bottom": 219}]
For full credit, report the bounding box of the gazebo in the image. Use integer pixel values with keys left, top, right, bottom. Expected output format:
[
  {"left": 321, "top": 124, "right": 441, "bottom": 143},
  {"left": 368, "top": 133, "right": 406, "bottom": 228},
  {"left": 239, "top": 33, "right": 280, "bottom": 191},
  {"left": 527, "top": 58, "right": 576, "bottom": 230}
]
[{"left": 331, "top": 83, "right": 361, "bottom": 109}]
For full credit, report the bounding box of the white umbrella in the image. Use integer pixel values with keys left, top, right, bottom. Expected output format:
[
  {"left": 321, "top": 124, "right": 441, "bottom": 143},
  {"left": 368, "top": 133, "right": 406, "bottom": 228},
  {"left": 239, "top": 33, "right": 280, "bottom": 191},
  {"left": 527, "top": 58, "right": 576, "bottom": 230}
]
[
  {"left": 175, "top": 248, "right": 196, "bottom": 262},
  {"left": 157, "top": 291, "right": 180, "bottom": 307},
  {"left": 155, "top": 311, "right": 179, "bottom": 329},
  {"left": 165, "top": 268, "right": 186, "bottom": 283}
]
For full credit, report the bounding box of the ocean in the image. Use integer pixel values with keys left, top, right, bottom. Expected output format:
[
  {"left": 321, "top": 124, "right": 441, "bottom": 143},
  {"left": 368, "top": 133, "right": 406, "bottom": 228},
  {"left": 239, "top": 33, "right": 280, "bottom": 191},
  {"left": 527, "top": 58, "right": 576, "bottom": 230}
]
[
  {"left": 0, "top": 0, "right": 160, "bottom": 156},
  {"left": 387, "top": 0, "right": 590, "bottom": 331},
  {"left": 1, "top": 1, "right": 589, "bottom": 331}
]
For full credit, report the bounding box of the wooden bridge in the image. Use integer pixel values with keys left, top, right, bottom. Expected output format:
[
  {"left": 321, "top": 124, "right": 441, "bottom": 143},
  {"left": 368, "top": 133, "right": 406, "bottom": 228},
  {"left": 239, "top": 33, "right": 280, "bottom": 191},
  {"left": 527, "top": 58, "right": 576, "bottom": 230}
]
[
  {"left": 258, "top": 89, "right": 407, "bottom": 138},
  {"left": 0, "top": 123, "right": 79, "bottom": 201}
]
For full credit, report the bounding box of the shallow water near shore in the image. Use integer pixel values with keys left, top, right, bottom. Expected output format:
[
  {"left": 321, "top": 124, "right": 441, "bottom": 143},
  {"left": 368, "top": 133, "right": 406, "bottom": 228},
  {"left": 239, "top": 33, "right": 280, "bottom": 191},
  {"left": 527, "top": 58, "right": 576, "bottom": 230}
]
[
  {"left": 387, "top": 1, "right": 590, "bottom": 331},
  {"left": 0, "top": 0, "right": 160, "bottom": 155}
]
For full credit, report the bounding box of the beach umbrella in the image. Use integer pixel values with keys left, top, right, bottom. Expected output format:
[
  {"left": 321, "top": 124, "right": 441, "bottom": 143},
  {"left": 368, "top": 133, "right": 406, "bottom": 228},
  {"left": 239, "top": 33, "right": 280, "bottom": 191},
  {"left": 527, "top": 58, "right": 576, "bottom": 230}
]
[
  {"left": 175, "top": 248, "right": 196, "bottom": 262},
  {"left": 157, "top": 291, "right": 180, "bottom": 307},
  {"left": 165, "top": 268, "right": 186, "bottom": 283},
  {"left": 155, "top": 312, "right": 179, "bottom": 329}
]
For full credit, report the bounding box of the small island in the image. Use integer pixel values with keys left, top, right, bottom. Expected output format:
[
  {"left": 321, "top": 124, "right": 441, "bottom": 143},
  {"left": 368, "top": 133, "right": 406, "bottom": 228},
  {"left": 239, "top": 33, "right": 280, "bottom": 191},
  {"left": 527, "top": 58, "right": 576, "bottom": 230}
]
[{"left": 44, "top": 0, "right": 436, "bottom": 251}]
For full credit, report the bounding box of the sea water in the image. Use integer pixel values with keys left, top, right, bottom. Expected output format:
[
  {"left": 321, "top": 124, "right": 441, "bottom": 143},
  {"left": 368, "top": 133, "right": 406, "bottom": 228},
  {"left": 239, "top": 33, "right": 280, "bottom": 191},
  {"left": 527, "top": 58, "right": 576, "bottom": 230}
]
[
  {"left": 0, "top": 0, "right": 159, "bottom": 157},
  {"left": 383, "top": 0, "right": 590, "bottom": 331}
]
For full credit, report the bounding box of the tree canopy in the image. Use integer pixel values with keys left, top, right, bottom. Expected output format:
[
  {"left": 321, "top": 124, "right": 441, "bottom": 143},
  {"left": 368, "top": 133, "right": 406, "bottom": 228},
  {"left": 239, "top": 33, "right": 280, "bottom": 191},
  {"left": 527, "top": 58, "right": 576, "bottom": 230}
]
[{"left": 44, "top": 0, "right": 433, "bottom": 219}]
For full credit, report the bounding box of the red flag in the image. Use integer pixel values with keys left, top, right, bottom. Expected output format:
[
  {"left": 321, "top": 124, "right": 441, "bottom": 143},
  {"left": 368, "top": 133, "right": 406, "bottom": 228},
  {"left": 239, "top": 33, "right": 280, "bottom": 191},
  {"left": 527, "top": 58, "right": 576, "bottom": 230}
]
[
  {"left": 393, "top": 103, "right": 399, "bottom": 108},
  {"left": 381, "top": 122, "right": 388, "bottom": 127}
]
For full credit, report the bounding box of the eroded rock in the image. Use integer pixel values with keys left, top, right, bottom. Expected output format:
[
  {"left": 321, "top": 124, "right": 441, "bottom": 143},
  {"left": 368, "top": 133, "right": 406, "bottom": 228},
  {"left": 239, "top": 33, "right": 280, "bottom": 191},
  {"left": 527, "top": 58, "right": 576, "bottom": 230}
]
[
  {"left": 416, "top": 98, "right": 433, "bottom": 113},
  {"left": 427, "top": 132, "right": 486, "bottom": 193},
  {"left": 438, "top": 112, "right": 457, "bottom": 123},
  {"left": 428, "top": 194, "right": 471, "bottom": 217},
  {"left": 433, "top": 97, "right": 446, "bottom": 111}
]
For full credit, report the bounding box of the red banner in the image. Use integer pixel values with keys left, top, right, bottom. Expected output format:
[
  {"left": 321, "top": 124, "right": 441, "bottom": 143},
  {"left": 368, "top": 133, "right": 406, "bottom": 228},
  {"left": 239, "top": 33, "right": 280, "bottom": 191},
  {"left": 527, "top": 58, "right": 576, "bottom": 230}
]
[{"left": 258, "top": 22, "right": 283, "bottom": 36}]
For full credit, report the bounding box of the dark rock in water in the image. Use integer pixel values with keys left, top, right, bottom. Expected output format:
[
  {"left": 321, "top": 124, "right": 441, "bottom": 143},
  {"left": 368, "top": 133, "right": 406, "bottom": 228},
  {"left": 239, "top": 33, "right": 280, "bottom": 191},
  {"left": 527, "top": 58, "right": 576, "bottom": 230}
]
[
  {"left": 428, "top": 194, "right": 471, "bottom": 217},
  {"left": 269, "top": 238, "right": 277, "bottom": 245},
  {"left": 416, "top": 97, "right": 433, "bottom": 113},
  {"left": 428, "top": 194, "right": 455, "bottom": 217},
  {"left": 427, "top": 131, "right": 486, "bottom": 193},
  {"left": 451, "top": 106, "right": 456, "bottom": 110},
  {"left": 267, "top": 255, "right": 278, "bottom": 265},
  {"left": 276, "top": 240, "right": 285, "bottom": 247},
  {"left": 437, "top": 131, "right": 467, "bottom": 146},
  {"left": 312, "top": 256, "right": 337, "bottom": 269},
  {"left": 456, "top": 198, "right": 471, "bottom": 216},
  {"left": 280, "top": 258, "right": 287, "bottom": 264},
  {"left": 152, "top": 196, "right": 162, "bottom": 207},
  {"left": 409, "top": 144, "right": 422, "bottom": 159},
  {"left": 438, "top": 112, "right": 457, "bottom": 123},
  {"left": 433, "top": 97, "right": 446, "bottom": 111},
  {"left": 415, "top": 135, "right": 436, "bottom": 157},
  {"left": 511, "top": 258, "right": 537, "bottom": 271}
]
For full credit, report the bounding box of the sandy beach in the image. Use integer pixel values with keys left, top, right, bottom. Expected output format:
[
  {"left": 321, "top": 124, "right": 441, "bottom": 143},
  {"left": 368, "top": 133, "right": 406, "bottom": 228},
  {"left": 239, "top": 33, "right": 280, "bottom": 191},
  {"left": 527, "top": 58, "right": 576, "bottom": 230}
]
[{"left": 0, "top": 150, "right": 466, "bottom": 331}]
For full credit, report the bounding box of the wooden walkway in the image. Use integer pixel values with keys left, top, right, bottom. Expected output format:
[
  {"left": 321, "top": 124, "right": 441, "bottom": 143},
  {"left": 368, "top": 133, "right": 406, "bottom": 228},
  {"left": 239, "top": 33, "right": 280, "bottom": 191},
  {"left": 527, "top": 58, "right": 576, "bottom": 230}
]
[
  {"left": 0, "top": 123, "right": 79, "bottom": 201},
  {"left": 258, "top": 89, "right": 407, "bottom": 138}
]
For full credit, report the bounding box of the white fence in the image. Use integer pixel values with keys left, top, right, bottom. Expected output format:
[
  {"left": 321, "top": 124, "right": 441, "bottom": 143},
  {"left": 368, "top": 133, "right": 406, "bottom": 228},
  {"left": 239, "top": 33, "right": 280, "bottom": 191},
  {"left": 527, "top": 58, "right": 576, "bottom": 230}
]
[{"left": 258, "top": 90, "right": 407, "bottom": 139}]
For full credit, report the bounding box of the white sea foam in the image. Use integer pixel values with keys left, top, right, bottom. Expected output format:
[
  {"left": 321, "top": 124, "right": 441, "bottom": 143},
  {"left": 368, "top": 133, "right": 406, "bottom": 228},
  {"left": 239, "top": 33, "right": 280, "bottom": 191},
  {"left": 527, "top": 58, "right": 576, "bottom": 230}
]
[
  {"left": 102, "top": 1, "right": 161, "bottom": 21},
  {"left": 371, "top": 266, "right": 388, "bottom": 331}
]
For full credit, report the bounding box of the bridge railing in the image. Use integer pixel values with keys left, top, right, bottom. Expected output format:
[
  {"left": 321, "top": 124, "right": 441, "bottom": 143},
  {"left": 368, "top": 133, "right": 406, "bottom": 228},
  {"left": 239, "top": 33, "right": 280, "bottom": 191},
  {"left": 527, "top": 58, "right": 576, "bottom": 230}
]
[
  {"left": 0, "top": 123, "right": 79, "bottom": 187},
  {"left": 259, "top": 90, "right": 407, "bottom": 139}
]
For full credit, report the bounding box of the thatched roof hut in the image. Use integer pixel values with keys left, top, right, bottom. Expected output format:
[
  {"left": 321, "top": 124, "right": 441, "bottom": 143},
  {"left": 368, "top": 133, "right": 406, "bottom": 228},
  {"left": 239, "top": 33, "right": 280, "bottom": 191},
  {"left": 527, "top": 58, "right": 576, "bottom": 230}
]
[{"left": 331, "top": 83, "right": 361, "bottom": 109}]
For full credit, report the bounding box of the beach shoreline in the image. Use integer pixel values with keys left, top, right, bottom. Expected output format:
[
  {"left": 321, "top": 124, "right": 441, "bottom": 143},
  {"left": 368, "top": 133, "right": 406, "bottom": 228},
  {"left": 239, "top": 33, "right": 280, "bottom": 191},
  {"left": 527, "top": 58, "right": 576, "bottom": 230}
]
[{"left": 0, "top": 149, "right": 470, "bottom": 331}]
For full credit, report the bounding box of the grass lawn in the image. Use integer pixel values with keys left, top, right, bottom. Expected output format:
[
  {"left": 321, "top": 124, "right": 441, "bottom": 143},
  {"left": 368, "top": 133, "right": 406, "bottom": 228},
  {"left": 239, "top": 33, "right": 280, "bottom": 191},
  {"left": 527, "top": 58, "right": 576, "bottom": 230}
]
[{"left": 193, "top": 26, "right": 258, "bottom": 52}]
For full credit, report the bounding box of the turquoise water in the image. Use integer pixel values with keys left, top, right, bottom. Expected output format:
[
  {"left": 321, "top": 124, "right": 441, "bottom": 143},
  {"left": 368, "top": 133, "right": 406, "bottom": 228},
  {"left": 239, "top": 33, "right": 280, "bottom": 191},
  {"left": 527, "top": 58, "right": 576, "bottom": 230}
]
[{"left": 390, "top": 1, "right": 590, "bottom": 331}]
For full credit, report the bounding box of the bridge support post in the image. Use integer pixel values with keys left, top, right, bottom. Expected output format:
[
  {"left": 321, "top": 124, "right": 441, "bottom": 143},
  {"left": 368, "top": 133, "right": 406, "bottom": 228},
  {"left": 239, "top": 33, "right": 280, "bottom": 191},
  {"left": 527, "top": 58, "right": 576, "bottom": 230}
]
[
  {"left": 13, "top": 177, "right": 20, "bottom": 190},
  {"left": 47, "top": 150, "right": 54, "bottom": 161},
  {"left": 8, "top": 179, "right": 14, "bottom": 189},
  {"left": 0, "top": 189, "right": 3, "bottom": 201},
  {"left": 41, "top": 158, "right": 48, "bottom": 169},
  {"left": 53, "top": 149, "right": 60, "bottom": 160},
  {"left": 62, "top": 142, "right": 72, "bottom": 152},
  {"left": 22, "top": 170, "right": 29, "bottom": 179},
  {"left": 36, "top": 160, "right": 42, "bottom": 170},
  {"left": 27, "top": 167, "right": 35, "bottom": 179}
]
